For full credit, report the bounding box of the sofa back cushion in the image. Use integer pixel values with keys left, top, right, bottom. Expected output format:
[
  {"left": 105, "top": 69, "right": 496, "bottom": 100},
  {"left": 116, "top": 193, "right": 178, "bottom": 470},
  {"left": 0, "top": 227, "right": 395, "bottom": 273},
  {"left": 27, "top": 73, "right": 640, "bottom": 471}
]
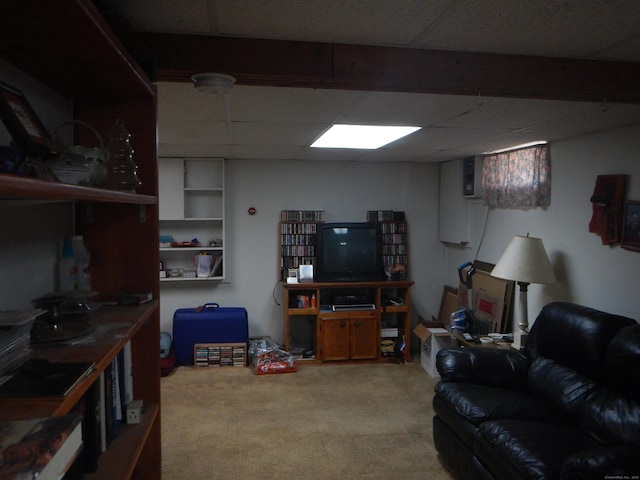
[
  {"left": 525, "top": 302, "right": 636, "bottom": 382},
  {"left": 604, "top": 323, "right": 640, "bottom": 402},
  {"left": 574, "top": 323, "right": 640, "bottom": 446}
]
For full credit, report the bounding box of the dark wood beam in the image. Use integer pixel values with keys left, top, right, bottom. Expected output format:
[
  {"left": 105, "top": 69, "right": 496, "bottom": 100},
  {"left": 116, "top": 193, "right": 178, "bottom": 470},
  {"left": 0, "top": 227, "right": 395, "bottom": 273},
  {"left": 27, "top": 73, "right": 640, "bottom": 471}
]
[{"left": 138, "top": 32, "right": 640, "bottom": 104}]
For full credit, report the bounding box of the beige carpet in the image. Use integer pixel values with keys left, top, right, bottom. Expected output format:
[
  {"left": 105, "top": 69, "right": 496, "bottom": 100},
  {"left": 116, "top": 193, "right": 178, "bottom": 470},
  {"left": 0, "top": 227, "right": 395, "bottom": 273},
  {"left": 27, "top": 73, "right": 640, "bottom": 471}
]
[{"left": 161, "top": 360, "right": 454, "bottom": 480}]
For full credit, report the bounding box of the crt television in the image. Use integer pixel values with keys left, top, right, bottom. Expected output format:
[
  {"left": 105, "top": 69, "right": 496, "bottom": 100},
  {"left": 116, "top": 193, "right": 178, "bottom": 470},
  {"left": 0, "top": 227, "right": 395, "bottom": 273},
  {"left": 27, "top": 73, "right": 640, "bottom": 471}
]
[{"left": 315, "top": 222, "right": 384, "bottom": 282}]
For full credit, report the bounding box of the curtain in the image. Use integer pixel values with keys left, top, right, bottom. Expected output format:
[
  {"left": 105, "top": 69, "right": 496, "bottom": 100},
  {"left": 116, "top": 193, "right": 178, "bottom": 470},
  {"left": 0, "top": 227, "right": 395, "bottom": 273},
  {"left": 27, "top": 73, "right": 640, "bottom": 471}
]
[{"left": 482, "top": 144, "right": 551, "bottom": 208}]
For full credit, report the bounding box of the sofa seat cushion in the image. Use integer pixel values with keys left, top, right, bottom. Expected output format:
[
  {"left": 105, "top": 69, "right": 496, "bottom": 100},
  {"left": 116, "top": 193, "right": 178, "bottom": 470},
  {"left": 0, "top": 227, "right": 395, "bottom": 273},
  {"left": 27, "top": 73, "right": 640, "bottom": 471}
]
[
  {"left": 561, "top": 445, "right": 640, "bottom": 480},
  {"left": 579, "top": 386, "right": 640, "bottom": 446},
  {"left": 476, "top": 419, "right": 602, "bottom": 480},
  {"left": 528, "top": 356, "right": 599, "bottom": 419},
  {"left": 435, "top": 382, "right": 563, "bottom": 426}
]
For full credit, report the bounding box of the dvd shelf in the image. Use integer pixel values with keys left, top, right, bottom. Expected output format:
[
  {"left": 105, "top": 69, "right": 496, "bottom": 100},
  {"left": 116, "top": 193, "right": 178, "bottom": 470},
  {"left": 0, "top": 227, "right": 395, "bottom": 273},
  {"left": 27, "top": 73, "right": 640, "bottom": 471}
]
[
  {"left": 366, "top": 211, "right": 409, "bottom": 278},
  {"left": 279, "top": 210, "right": 325, "bottom": 281},
  {"left": 381, "top": 221, "right": 408, "bottom": 269},
  {"left": 280, "top": 210, "right": 326, "bottom": 222}
]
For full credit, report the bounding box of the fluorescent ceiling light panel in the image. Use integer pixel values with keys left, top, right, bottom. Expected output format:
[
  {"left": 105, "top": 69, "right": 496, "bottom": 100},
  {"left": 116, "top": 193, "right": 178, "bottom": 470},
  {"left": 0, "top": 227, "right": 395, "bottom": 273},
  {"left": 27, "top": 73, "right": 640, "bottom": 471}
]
[{"left": 311, "top": 124, "right": 421, "bottom": 149}]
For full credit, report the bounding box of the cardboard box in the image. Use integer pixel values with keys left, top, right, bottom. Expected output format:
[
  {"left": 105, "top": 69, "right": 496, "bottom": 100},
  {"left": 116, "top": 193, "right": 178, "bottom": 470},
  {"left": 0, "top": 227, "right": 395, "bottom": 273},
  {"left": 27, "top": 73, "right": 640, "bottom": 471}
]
[
  {"left": 457, "top": 269, "right": 513, "bottom": 333},
  {"left": 413, "top": 324, "right": 455, "bottom": 379}
]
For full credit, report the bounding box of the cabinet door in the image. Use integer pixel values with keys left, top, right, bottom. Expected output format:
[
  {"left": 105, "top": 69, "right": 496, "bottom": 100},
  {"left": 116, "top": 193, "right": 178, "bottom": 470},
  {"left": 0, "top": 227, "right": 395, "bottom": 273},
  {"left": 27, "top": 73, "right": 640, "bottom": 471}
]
[
  {"left": 350, "top": 313, "right": 378, "bottom": 360},
  {"left": 320, "top": 317, "right": 350, "bottom": 361},
  {"left": 159, "top": 158, "right": 185, "bottom": 220},
  {"left": 320, "top": 313, "right": 378, "bottom": 361}
]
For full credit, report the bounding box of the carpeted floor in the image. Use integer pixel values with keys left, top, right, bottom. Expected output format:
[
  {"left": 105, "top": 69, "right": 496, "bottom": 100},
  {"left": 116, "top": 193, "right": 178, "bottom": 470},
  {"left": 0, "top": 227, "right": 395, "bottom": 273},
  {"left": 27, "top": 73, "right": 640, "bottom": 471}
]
[{"left": 161, "top": 360, "right": 454, "bottom": 480}]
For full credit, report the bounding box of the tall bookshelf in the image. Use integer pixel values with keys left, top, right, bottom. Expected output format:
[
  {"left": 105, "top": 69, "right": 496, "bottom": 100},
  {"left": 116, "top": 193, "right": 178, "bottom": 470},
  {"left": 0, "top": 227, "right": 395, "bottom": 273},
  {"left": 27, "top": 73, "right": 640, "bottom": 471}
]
[
  {"left": 0, "top": 2, "right": 161, "bottom": 479},
  {"left": 279, "top": 210, "right": 325, "bottom": 281},
  {"left": 367, "top": 211, "right": 409, "bottom": 279}
]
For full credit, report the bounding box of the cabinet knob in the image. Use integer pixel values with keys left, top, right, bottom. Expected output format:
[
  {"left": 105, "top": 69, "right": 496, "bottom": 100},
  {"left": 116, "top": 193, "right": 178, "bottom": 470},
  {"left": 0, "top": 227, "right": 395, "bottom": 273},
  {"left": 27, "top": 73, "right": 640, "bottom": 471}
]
[
  {"left": 354, "top": 321, "right": 360, "bottom": 327},
  {"left": 340, "top": 321, "right": 346, "bottom": 327}
]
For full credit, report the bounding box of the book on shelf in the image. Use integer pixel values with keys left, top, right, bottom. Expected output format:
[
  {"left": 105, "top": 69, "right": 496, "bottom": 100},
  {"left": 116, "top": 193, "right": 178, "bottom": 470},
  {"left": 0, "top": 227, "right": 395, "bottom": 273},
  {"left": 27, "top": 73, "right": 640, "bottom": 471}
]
[
  {"left": 102, "top": 358, "right": 123, "bottom": 449},
  {"left": 0, "top": 414, "right": 83, "bottom": 480},
  {"left": 122, "top": 341, "right": 134, "bottom": 409},
  {"left": 100, "top": 292, "right": 153, "bottom": 306},
  {"left": 98, "top": 372, "right": 107, "bottom": 453},
  {"left": 0, "top": 359, "right": 94, "bottom": 398},
  {"left": 367, "top": 210, "right": 405, "bottom": 222},
  {"left": 81, "top": 379, "right": 102, "bottom": 473}
]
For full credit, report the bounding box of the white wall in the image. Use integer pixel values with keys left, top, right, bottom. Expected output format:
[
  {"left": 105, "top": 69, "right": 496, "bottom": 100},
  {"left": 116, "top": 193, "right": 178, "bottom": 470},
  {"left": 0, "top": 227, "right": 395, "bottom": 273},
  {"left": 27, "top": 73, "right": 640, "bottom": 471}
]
[
  {"left": 0, "top": 60, "right": 75, "bottom": 310},
  {"left": 442, "top": 124, "right": 640, "bottom": 326},
  {"left": 159, "top": 159, "right": 443, "bottom": 343},
  {"left": 160, "top": 123, "right": 640, "bottom": 341}
]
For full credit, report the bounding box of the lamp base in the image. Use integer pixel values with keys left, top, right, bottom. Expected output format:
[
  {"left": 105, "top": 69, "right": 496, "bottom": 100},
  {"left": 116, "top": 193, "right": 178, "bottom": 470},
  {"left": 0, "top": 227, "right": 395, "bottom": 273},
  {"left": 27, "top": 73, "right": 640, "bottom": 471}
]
[{"left": 512, "top": 331, "right": 528, "bottom": 350}]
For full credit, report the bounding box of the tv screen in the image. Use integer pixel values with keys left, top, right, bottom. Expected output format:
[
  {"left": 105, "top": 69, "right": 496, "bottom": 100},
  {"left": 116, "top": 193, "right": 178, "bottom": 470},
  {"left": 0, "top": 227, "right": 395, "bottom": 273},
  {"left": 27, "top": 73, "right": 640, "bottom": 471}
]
[{"left": 315, "top": 223, "right": 384, "bottom": 282}]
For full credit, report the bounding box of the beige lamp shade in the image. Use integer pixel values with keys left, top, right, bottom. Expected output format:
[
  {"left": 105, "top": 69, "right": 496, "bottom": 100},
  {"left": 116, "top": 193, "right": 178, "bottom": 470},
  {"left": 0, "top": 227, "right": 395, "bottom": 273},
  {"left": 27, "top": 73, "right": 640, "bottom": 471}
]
[{"left": 491, "top": 235, "right": 557, "bottom": 284}]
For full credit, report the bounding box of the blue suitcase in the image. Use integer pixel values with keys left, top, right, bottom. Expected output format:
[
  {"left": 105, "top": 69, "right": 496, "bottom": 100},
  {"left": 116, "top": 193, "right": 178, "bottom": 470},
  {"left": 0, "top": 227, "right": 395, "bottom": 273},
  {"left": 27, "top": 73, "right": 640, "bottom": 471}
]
[{"left": 173, "top": 303, "right": 249, "bottom": 366}]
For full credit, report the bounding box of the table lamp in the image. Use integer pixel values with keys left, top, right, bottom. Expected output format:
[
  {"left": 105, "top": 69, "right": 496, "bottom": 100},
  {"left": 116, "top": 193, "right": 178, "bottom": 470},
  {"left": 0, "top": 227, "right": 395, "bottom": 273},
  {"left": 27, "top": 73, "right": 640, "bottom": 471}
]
[{"left": 491, "top": 234, "right": 557, "bottom": 348}]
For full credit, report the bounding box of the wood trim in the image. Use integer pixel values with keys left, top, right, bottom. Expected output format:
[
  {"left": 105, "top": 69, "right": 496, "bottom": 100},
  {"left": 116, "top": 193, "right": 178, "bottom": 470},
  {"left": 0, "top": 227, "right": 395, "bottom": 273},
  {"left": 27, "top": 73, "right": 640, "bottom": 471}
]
[{"left": 139, "top": 32, "right": 640, "bottom": 103}]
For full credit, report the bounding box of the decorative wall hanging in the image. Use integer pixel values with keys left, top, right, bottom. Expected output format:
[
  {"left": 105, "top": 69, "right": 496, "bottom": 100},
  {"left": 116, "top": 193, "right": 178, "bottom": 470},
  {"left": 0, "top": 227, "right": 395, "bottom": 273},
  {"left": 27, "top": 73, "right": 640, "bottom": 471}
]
[
  {"left": 621, "top": 201, "right": 640, "bottom": 252},
  {"left": 588, "top": 174, "right": 626, "bottom": 245}
]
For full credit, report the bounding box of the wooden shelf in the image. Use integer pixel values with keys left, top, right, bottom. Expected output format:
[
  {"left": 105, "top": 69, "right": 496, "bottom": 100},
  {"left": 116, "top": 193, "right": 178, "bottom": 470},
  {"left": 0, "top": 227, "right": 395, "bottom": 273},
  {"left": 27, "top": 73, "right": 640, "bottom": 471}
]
[
  {"left": 283, "top": 280, "right": 414, "bottom": 290},
  {"left": 0, "top": 302, "right": 158, "bottom": 421},
  {"left": 283, "top": 281, "right": 414, "bottom": 363},
  {"left": 0, "top": 174, "right": 157, "bottom": 204},
  {"left": 0, "top": 1, "right": 161, "bottom": 478},
  {"left": 0, "top": 1, "right": 153, "bottom": 99},
  {"left": 85, "top": 404, "right": 159, "bottom": 480}
]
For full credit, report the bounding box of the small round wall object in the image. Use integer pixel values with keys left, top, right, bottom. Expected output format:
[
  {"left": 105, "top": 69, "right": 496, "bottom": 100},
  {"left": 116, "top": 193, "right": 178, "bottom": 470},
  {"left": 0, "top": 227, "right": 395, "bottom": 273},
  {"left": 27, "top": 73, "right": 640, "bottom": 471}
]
[{"left": 248, "top": 207, "right": 256, "bottom": 215}]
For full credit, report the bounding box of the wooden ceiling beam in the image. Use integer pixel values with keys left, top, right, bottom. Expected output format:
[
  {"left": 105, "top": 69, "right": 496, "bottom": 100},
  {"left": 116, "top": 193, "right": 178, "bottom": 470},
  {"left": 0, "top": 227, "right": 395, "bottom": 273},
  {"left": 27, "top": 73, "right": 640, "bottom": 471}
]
[{"left": 138, "top": 32, "right": 640, "bottom": 104}]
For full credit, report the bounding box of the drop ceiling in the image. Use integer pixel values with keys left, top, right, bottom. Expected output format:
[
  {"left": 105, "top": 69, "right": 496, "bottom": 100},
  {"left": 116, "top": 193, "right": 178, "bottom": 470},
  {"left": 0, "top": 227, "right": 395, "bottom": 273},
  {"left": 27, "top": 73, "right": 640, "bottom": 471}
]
[{"left": 112, "top": 0, "right": 640, "bottom": 162}]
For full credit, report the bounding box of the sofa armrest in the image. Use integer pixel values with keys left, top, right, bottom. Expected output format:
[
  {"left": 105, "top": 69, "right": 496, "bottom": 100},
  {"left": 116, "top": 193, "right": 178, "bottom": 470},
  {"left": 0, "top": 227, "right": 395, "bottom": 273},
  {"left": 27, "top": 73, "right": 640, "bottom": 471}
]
[
  {"left": 561, "top": 446, "right": 640, "bottom": 480},
  {"left": 436, "top": 347, "right": 529, "bottom": 389}
]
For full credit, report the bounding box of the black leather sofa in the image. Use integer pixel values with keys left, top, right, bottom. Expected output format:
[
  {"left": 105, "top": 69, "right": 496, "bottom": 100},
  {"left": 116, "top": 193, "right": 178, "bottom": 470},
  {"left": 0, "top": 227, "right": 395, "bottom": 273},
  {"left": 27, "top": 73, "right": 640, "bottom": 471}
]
[{"left": 432, "top": 301, "right": 640, "bottom": 480}]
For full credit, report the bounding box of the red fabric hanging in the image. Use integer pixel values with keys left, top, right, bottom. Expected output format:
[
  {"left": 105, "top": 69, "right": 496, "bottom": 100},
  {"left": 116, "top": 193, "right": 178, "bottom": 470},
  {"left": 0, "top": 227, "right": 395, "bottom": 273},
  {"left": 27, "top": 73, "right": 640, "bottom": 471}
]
[{"left": 589, "top": 174, "right": 626, "bottom": 245}]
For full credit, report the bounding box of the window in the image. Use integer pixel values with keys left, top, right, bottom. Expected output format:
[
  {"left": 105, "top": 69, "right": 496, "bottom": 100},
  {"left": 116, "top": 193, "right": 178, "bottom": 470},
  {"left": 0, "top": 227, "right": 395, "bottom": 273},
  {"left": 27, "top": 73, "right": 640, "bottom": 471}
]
[{"left": 482, "top": 144, "right": 551, "bottom": 208}]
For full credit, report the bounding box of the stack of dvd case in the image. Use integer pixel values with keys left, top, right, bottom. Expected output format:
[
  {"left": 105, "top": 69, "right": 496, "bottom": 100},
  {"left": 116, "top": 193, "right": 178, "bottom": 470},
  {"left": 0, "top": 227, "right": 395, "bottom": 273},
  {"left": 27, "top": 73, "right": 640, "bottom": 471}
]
[{"left": 0, "top": 309, "right": 43, "bottom": 383}]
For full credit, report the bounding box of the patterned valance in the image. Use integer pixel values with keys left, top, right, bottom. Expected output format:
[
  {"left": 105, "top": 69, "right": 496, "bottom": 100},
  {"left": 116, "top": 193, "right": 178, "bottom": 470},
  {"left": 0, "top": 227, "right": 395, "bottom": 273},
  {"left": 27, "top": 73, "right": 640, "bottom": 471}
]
[{"left": 482, "top": 144, "right": 551, "bottom": 208}]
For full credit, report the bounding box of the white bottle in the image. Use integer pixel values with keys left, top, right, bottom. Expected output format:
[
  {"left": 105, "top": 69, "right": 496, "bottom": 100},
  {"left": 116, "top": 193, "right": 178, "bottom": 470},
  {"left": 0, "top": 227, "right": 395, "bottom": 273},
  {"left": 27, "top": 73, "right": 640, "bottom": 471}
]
[
  {"left": 71, "top": 235, "right": 91, "bottom": 291},
  {"left": 59, "top": 238, "right": 78, "bottom": 291}
]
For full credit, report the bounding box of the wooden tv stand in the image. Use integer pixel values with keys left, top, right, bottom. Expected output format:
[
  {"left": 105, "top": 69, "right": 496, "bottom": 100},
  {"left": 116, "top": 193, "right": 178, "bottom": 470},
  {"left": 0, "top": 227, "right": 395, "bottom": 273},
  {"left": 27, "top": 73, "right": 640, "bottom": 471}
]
[{"left": 282, "top": 281, "right": 413, "bottom": 364}]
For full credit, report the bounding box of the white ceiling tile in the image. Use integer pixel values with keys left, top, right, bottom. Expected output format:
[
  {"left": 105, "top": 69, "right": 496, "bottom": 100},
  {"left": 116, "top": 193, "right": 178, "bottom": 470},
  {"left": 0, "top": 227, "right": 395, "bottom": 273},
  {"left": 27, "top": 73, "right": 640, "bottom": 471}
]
[
  {"left": 114, "top": 0, "right": 213, "bottom": 33},
  {"left": 159, "top": 119, "right": 232, "bottom": 145},
  {"left": 138, "top": 1, "right": 640, "bottom": 163},
  {"left": 414, "top": 0, "right": 640, "bottom": 60},
  {"left": 214, "top": 0, "right": 452, "bottom": 46},
  {"left": 158, "top": 82, "right": 229, "bottom": 121},
  {"left": 230, "top": 86, "right": 362, "bottom": 123},
  {"left": 158, "top": 142, "right": 233, "bottom": 158},
  {"left": 230, "top": 144, "right": 303, "bottom": 161}
]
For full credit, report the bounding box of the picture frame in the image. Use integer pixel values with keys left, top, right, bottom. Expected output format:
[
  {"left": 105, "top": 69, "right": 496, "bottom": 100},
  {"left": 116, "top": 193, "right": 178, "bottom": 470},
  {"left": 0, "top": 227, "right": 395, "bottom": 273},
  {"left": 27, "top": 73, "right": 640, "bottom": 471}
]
[
  {"left": 621, "top": 201, "right": 640, "bottom": 252},
  {"left": 0, "top": 81, "right": 50, "bottom": 156}
]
